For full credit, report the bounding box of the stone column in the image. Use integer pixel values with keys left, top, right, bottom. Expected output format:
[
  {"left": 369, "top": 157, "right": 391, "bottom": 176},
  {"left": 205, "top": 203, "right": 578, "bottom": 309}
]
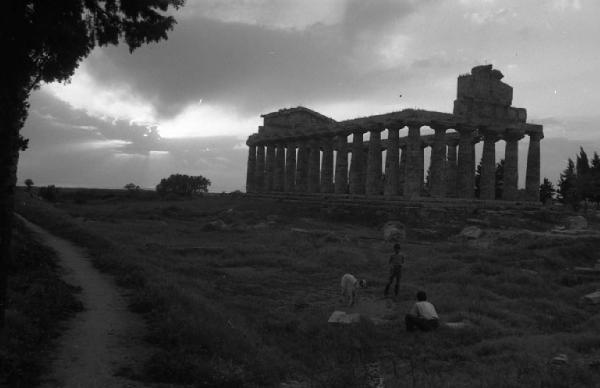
[
  {"left": 273, "top": 143, "right": 285, "bottom": 192},
  {"left": 307, "top": 138, "right": 321, "bottom": 193},
  {"left": 284, "top": 142, "right": 296, "bottom": 192},
  {"left": 255, "top": 144, "right": 265, "bottom": 192},
  {"left": 384, "top": 126, "right": 400, "bottom": 196},
  {"left": 320, "top": 137, "right": 334, "bottom": 193},
  {"left": 334, "top": 134, "right": 349, "bottom": 194},
  {"left": 246, "top": 144, "right": 256, "bottom": 193},
  {"left": 366, "top": 127, "right": 383, "bottom": 195},
  {"left": 525, "top": 132, "right": 543, "bottom": 202},
  {"left": 404, "top": 124, "right": 422, "bottom": 198},
  {"left": 457, "top": 127, "right": 475, "bottom": 198},
  {"left": 349, "top": 130, "right": 366, "bottom": 194},
  {"left": 429, "top": 127, "right": 447, "bottom": 197},
  {"left": 265, "top": 143, "right": 275, "bottom": 191},
  {"left": 480, "top": 132, "right": 498, "bottom": 200},
  {"left": 398, "top": 145, "right": 406, "bottom": 196},
  {"left": 503, "top": 131, "right": 523, "bottom": 201},
  {"left": 445, "top": 139, "right": 458, "bottom": 197},
  {"left": 295, "top": 140, "right": 309, "bottom": 192}
]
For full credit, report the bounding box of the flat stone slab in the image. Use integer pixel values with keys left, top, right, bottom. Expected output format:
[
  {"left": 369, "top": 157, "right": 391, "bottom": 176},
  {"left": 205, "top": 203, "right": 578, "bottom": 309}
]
[
  {"left": 583, "top": 290, "right": 600, "bottom": 304},
  {"left": 328, "top": 310, "right": 362, "bottom": 324}
]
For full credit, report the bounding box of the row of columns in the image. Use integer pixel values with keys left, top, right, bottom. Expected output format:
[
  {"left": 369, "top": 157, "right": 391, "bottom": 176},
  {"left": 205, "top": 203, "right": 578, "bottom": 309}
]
[{"left": 247, "top": 125, "right": 542, "bottom": 201}]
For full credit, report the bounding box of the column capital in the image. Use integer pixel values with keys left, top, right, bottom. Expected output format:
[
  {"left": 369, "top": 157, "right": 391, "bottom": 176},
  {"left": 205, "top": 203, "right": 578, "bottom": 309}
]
[
  {"left": 503, "top": 128, "right": 525, "bottom": 142},
  {"left": 366, "top": 122, "right": 386, "bottom": 132},
  {"left": 430, "top": 122, "right": 452, "bottom": 132},
  {"left": 406, "top": 121, "right": 423, "bottom": 129},
  {"left": 446, "top": 138, "right": 460, "bottom": 147},
  {"left": 389, "top": 120, "right": 405, "bottom": 130},
  {"left": 479, "top": 128, "right": 501, "bottom": 142},
  {"left": 455, "top": 123, "right": 477, "bottom": 133},
  {"left": 526, "top": 131, "right": 544, "bottom": 141}
]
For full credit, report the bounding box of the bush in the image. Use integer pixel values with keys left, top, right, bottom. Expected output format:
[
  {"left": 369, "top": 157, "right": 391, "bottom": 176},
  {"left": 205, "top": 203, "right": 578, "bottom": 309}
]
[
  {"left": 156, "top": 174, "right": 211, "bottom": 197},
  {"left": 38, "top": 185, "right": 59, "bottom": 202}
]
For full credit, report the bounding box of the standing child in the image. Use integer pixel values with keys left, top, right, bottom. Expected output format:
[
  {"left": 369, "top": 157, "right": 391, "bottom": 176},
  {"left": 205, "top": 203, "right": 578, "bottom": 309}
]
[{"left": 384, "top": 243, "right": 405, "bottom": 297}]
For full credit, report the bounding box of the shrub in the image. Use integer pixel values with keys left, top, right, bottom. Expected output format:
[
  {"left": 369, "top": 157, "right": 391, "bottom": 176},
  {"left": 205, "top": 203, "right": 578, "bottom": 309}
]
[
  {"left": 156, "top": 174, "right": 211, "bottom": 197},
  {"left": 38, "top": 185, "right": 59, "bottom": 202}
]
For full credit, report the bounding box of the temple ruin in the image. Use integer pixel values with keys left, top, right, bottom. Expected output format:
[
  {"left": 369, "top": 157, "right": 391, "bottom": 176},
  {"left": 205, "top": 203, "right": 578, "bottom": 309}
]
[{"left": 245, "top": 65, "right": 544, "bottom": 202}]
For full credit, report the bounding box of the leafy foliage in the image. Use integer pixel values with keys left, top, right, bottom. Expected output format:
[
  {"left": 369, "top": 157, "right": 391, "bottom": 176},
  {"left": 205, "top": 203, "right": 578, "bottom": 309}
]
[
  {"left": 474, "top": 158, "right": 504, "bottom": 199},
  {"left": 124, "top": 182, "right": 140, "bottom": 192},
  {"left": 38, "top": 185, "right": 59, "bottom": 202},
  {"left": 556, "top": 148, "right": 600, "bottom": 208},
  {"left": 156, "top": 174, "right": 211, "bottom": 197},
  {"left": 24, "top": 179, "right": 34, "bottom": 191},
  {"left": 539, "top": 178, "right": 555, "bottom": 203}
]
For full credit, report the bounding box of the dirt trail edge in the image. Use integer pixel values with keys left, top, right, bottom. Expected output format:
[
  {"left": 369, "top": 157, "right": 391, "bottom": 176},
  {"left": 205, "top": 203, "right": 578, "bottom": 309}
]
[{"left": 17, "top": 215, "right": 152, "bottom": 388}]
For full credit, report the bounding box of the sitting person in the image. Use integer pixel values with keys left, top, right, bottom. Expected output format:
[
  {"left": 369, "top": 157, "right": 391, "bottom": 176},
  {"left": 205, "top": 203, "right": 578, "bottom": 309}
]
[
  {"left": 340, "top": 273, "right": 367, "bottom": 307},
  {"left": 405, "top": 291, "right": 439, "bottom": 332}
]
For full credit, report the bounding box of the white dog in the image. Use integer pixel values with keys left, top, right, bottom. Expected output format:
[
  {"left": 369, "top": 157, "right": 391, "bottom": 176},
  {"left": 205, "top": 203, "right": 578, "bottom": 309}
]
[{"left": 340, "top": 273, "right": 366, "bottom": 306}]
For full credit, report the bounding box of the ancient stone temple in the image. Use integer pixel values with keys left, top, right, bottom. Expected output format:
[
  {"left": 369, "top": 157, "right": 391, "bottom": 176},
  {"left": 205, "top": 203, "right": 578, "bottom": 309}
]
[{"left": 245, "top": 65, "right": 544, "bottom": 202}]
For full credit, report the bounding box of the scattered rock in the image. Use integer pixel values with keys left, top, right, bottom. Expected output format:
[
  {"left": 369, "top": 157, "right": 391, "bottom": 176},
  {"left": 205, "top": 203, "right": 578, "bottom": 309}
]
[
  {"left": 266, "top": 214, "right": 280, "bottom": 223},
  {"left": 550, "top": 353, "right": 569, "bottom": 365},
  {"left": 589, "top": 359, "right": 600, "bottom": 368},
  {"left": 328, "top": 311, "right": 362, "bottom": 324},
  {"left": 466, "top": 218, "right": 491, "bottom": 227},
  {"left": 566, "top": 216, "right": 587, "bottom": 230},
  {"left": 582, "top": 290, "right": 600, "bottom": 304},
  {"left": 520, "top": 269, "right": 539, "bottom": 276},
  {"left": 202, "top": 219, "right": 228, "bottom": 231},
  {"left": 383, "top": 221, "right": 406, "bottom": 241},
  {"left": 460, "top": 226, "right": 483, "bottom": 239},
  {"left": 280, "top": 380, "right": 310, "bottom": 388},
  {"left": 444, "top": 321, "right": 474, "bottom": 329}
]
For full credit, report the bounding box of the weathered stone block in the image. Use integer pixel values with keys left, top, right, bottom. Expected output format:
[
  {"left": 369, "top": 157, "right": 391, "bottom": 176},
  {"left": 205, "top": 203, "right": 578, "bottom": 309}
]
[
  {"left": 460, "top": 226, "right": 483, "bottom": 239},
  {"left": 566, "top": 216, "right": 587, "bottom": 230}
]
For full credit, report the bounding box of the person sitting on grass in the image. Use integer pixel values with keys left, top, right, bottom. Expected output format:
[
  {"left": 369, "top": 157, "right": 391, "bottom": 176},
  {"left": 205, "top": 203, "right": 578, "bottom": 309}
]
[
  {"left": 405, "top": 291, "right": 439, "bottom": 332},
  {"left": 384, "top": 243, "right": 405, "bottom": 297},
  {"left": 341, "top": 273, "right": 367, "bottom": 307}
]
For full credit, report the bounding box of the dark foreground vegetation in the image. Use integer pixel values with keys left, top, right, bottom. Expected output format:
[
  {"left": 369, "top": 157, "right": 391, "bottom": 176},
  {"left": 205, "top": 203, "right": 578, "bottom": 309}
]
[
  {"left": 0, "top": 219, "right": 82, "bottom": 387},
  {"left": 13, "top": 188, "right": 600, "bottom": 387}
]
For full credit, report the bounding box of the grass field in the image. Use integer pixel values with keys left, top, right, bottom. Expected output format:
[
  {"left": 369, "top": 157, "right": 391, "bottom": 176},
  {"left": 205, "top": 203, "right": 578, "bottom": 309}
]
[{"left": 14, "top": 188, "right": 600, "bottom": 387}]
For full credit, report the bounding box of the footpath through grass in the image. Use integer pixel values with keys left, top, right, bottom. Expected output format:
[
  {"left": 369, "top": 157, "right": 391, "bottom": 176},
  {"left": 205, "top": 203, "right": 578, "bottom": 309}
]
[
  {"left": 14, "top": 190, "right": 600, "bottom": 387},
  {"left": 0, "top": 218, "right": 82, "bottom": 387}
]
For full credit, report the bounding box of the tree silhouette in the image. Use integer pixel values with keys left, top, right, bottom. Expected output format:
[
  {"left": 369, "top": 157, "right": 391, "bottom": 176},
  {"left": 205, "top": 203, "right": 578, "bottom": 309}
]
[
  {"left": 24, "top": 179, "right": 34, "bottom": 191},
  {"left": 156, "top": 174, "right": 211, "bottom": 197},
  {"left": 495, "top": 159, "right": 505, "bottom": 199},
  {"left": 0, "top": 0, "right": 185, "bottom": 329},
  {"left": 539, "top": 178, "right": 555, "bottom": 203},
  {"left": 557, "top": 158, "right": 579, "bottom": 208}
]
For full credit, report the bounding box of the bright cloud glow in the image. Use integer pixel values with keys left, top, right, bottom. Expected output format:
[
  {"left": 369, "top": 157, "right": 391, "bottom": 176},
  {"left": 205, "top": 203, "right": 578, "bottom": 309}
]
[
  {"left": 157, "top": 100, "right": 261, "bottom": 138},
  {"left": 45, "top": 64, "right": 155, "bottom": 125},
  {"left": 44, "top": 64, "right": 261, "bottom": 139}
]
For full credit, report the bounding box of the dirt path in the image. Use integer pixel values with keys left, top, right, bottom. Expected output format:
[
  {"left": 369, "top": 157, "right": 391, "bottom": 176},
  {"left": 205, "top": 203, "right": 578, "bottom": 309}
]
[{"left": 17, "top": 215, "right": 153, "bottom": 388}]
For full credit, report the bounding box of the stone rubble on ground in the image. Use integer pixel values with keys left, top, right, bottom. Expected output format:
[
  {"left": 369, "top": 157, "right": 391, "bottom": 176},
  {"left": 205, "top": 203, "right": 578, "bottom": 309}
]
[
  {"left": 382, "top": 221, "right": 406, "bottom": 241},
  {"left": 566, "top": 216, "right": 588, "bottom": 230},
  {"left": 550, "top": 353, "right": 569, "bottom": 365},
  {"left": 460, "top": 226, "right": 483, "bottom": 239},
  {"left": 328, "top": 310, "right": 362, "bottom": 324},
  {"left": 583, "top": 290, "right": 600, "bottom": 304}
]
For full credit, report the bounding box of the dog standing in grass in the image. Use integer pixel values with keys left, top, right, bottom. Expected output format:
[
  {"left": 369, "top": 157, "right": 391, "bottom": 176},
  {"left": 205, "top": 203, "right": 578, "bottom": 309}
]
[{"left": 341, "top": 273, "right": 366, "bottom": 307}]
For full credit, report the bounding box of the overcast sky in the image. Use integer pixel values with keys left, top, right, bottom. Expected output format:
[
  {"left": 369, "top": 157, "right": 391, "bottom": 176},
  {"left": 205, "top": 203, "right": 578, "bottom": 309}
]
[{"left": 18, "top": 0, "right": 600, "bottom": 192}]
